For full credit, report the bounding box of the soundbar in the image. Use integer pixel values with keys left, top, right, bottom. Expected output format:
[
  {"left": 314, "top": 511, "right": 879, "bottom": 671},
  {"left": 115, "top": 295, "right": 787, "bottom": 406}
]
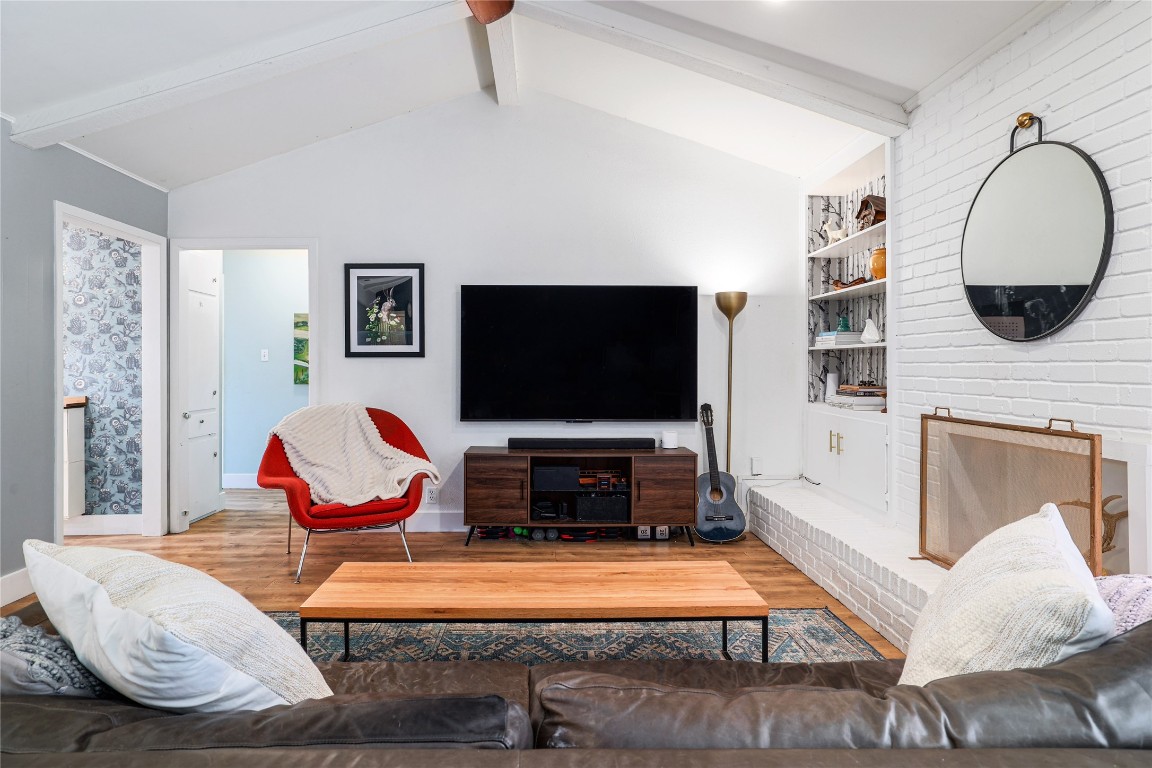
[{"left": 508, "top": 437, "right": 657, "bottom": 450}]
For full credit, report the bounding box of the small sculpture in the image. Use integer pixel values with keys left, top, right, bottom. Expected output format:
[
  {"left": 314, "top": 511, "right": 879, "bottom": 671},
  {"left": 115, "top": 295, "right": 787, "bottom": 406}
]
[
  {"left": 822, "top": 220, "right": 849, "bottom": 244},
  {"left": 861, "top": 318, "right": 882, "bottom": 344}
]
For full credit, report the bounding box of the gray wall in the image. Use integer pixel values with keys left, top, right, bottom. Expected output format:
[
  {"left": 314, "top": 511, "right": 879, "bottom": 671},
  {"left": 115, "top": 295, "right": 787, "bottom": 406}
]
[{"left": 0, "top": 118, "right": 167, "bottom": 578}]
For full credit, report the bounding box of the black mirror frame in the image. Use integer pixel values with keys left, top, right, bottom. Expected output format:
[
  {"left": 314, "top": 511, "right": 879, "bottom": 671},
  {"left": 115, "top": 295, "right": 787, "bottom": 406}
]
[{"left": 960, "top": 139, "right": 1114, "bottom": 342}]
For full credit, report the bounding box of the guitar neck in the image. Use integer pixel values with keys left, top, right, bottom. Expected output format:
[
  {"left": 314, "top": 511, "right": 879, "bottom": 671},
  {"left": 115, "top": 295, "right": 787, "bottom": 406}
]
[{"left": 704, "top": 424, "right": 722, "bottom": 491}]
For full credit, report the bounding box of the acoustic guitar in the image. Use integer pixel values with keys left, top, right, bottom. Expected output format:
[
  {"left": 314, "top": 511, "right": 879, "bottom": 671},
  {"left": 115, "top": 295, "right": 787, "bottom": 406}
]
[{"left": 694, "top": 403, "right": 747, "bottom": 543}]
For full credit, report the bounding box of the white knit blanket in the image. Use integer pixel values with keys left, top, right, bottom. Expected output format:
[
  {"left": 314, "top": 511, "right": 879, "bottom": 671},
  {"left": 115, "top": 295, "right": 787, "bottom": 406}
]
[{"left": 271, "top": 404, "right": 440, "bottom": 506}]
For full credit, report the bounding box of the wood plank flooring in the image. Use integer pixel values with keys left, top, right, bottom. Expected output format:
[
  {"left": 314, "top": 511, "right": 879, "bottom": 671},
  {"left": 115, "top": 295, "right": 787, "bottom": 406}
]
[{"left": 2, "top": 490, "right": 903, "bottom": 658}]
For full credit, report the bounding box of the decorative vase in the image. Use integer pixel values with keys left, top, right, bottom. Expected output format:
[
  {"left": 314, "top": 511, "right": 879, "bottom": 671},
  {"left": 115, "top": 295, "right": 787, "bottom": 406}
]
[
  {"left": 861, "top": 317, "right": 882, "bottom": 344},
  {"left": 836, "top": 316, "right": 852, "bottom": 332},
  {"left": 869, "top": 247, "right": 887, "bottom": 280}
]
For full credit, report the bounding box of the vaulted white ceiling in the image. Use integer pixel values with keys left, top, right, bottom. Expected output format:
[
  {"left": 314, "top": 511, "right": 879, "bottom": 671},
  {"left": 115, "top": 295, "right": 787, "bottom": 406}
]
[{"left": 1, "top": 0, "right": 1054, "bottom": 190}]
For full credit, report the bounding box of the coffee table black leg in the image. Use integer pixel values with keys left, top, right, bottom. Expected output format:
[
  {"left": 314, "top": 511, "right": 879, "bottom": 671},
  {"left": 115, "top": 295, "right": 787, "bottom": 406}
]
[
  {"left": 721, "top": 620, "right": 731, "bottom": 660},
  {"left": 300, "top": 618, "right": 308, "bottom": 653},
  {"left": 343, "top": 622, "right": 351, "bottom": 662}
]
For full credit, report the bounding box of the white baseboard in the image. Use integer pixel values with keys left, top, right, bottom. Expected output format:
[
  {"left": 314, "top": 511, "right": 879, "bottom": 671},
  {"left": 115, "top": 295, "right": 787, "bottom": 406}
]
[
  {"left": 1, "top": 568, "right": 33, "bottom": 605},
  {"left": 222, "top": 474, "right": 258, "bottom": 489}
]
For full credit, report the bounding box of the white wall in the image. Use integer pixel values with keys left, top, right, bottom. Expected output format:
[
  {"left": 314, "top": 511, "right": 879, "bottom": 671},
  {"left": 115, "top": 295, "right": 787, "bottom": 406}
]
[
  {"left": 170, "top": 90, "right": 802, "bottom": 530},
  {"left": 890, "top": 0, "right": 1152, "bottom": 531},
  {"left": 222, "top": 249, "right": 309, "bottom": 485}
]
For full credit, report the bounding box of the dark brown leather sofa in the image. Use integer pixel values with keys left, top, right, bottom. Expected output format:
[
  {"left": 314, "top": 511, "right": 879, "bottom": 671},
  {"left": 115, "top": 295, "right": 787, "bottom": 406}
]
[{"left": 3, "top": 615, "right": 1150, "bottom": 767}]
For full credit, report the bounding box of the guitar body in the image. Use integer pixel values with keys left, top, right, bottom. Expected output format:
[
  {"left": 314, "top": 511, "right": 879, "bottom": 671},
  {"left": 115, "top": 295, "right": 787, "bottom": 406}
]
[{"left": 694, "top": 403, "right": 748, "bottom": 543}]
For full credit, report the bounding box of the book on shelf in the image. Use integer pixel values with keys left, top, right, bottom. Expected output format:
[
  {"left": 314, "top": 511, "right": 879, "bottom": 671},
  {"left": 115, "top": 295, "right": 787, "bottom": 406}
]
[{"left": 826, "top": 395, "right": 886, "bottom": 410}]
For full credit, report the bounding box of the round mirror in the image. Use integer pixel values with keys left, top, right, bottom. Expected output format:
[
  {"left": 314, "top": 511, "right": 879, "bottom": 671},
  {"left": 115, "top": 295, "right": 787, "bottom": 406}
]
[{"left": 961, "top": 141, "right": 1113, "bottom": 341}]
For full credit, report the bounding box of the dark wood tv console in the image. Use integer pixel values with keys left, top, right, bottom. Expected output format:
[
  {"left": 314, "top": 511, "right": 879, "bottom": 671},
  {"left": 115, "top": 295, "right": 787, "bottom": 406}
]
[{"left": 463, "top": 446, "right": 698, "bottom": 545}]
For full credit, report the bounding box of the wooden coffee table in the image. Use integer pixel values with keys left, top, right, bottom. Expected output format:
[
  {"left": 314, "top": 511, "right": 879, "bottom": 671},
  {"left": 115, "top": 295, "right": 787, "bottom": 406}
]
[{"left": 299, "top": 560, "right": 770, "bottom": 662}]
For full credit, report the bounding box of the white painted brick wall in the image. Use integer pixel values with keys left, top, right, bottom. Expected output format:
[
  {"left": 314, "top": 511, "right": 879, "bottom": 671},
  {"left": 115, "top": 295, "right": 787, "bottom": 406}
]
[
  {"left": 891, "top": 0, "right": 1152, "bottom": 531},
  {"left": 748, "top": 485, "right": 945, "bottom": 651}
]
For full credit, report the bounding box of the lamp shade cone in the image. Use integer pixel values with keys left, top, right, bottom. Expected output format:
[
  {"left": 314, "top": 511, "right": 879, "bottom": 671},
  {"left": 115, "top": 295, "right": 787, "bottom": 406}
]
[{"left": 715, "top": 291, "right": 748, "bottom": 321}]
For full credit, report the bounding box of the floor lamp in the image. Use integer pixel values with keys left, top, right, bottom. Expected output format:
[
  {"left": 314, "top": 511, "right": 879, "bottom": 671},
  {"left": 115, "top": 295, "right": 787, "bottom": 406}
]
[{"left": 715, "top": 291, "right": 748, "bottom": 474}]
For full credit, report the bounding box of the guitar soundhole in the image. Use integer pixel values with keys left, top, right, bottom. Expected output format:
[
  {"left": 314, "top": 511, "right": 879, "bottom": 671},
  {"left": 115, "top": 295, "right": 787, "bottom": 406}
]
[{"left": 709, "top": 488, "right": 724, "bottom": 502}]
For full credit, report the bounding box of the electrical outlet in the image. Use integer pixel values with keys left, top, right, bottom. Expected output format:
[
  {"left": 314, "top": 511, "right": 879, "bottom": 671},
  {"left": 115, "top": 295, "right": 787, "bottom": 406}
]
[
  {"left": 655, "top": 525, "right": 669, "bottom": 540},
  {"left": 424, "top": 485, "right": 439, "bottom": 505}
]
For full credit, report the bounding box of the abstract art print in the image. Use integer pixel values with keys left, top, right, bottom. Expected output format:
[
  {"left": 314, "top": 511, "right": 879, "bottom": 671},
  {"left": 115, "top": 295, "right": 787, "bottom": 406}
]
[
  {"left": 344, "top": 263, "right": 424, "bottom": 357},
  {"left": 293, "top": 313, "right": 309, "bottom": 385}
]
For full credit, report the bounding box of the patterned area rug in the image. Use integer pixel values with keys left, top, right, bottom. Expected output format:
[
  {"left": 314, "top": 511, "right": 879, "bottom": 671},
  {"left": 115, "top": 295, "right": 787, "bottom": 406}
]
[{"left": 269, "top": 608, "right": 885, "bottom": 664}]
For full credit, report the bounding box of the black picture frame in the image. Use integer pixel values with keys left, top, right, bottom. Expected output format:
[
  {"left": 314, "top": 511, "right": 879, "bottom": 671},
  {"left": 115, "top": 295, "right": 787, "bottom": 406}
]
[{"left": 344, "top": 263, "right": 425, "bottom": 357}]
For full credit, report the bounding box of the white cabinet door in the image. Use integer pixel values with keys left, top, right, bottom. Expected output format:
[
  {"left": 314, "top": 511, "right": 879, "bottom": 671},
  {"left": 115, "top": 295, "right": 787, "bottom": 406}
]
[
  {"left": 804, "top": 407, "right": 839, "bottom": 487},
  {"left": 837, "top": 414, "right": 888, "bottom": 512}
]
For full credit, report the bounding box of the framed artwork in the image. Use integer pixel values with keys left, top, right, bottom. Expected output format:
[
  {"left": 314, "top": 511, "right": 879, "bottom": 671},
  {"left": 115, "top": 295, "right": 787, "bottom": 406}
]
[{"left": 344, "top": 263, "right": 425, "bottom": 357}]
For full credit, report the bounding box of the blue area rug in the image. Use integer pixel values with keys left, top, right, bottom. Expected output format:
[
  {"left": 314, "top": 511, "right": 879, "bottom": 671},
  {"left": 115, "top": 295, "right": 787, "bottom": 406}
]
[{"left": 269, "top": 608, "right": 885, "bottom": 664}]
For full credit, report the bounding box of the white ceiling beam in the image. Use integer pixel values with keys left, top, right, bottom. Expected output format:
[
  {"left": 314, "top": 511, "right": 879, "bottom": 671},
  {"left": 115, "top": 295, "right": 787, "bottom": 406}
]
[
  {"left": 485, "top": 15, "right": 520, "bottom": 105},
  {"left": 518, "top": 1, "right": 908, "bottom": 137},
  {"left": 9, "top": 1, "right": 472, "bottom": 149}
]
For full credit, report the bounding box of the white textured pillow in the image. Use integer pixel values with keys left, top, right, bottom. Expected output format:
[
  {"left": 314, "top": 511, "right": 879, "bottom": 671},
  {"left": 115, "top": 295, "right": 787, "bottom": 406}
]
[
  {"left": 23, "top": 540, "right": 332, "bottom": 713},
  {"left": 900, "top": 504, "right": 1114, "bottom": 686}
]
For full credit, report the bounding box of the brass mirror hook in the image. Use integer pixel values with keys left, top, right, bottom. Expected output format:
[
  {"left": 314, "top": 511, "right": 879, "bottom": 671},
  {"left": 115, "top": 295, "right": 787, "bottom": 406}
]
[{"left": 1010, "top": 112, "right": 1044, "bottom": 153}]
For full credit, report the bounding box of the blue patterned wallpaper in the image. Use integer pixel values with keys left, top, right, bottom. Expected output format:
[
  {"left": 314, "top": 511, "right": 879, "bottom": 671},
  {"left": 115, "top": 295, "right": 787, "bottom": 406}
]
[{"left": 62, "top": 225, "right": 143, "bottom": 516}]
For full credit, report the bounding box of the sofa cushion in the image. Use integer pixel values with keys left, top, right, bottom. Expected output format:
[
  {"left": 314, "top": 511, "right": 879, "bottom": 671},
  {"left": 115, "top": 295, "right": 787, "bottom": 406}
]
[
  {"left": 22, "top": 540, "right": 332, "bottom": 713},
  {"left": 1097, "top": 574, "right": 1152, "bottom": 634},
  {"left": 0, "top": 616, "right": 106, "bottom": 698},
  {"left": 533, "top": 619, "right": 1152, "bottom": 749},
  {"left": 528, "top": 657, "right": 903, "bottom": 728},
  {"left": 899, "top": 504, "right": 1114, "bottom": 686},
  {"left": 0, "top": 693, "right": 531, "bottom": 753},
  {"left": 320, "top": 659, "right": 531, "bottom": 713}
]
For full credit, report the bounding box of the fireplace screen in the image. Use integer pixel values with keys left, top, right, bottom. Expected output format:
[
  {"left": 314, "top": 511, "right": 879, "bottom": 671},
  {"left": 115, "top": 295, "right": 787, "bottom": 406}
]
[{"left": 921, "top": 411, "right": 1102, "bottom": 575}]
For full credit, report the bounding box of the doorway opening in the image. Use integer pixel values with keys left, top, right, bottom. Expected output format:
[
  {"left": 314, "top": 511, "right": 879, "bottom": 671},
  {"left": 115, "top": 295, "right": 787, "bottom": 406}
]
[
  {"left": 55, "top": 203, "right": 167, "bottom": 538},
  {"left": 169, "top": 241, "right": 317, "bottom": 534}
]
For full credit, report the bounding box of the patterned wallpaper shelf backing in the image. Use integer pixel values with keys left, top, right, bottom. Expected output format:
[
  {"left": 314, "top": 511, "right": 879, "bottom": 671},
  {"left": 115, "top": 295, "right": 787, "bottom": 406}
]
[
  {"left": 806, "top": 175, "right": 887, "bottom": 403},
  {"left": 62, "top": 224, "right": 143, "bottom": 516}
]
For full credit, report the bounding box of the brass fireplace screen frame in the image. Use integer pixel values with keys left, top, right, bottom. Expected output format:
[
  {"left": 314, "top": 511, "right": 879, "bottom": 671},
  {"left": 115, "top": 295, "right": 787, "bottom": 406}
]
[{"left": 920, "top": 410, "right": 1102, "bottom": 575}]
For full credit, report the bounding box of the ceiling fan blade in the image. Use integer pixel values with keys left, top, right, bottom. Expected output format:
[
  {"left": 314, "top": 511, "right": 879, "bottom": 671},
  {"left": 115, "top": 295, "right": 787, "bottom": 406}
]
[{"left": 466, "top": 0, "right": 514, "bottom": 25}]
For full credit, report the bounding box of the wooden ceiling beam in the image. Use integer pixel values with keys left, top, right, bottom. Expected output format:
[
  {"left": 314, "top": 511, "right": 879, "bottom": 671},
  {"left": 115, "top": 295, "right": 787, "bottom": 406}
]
[
  {"left": 517, "top": 0, "right": 909, "bottom": 137},
  {"left": 9, "top": 1, "right": 472, "bottom": 149}
]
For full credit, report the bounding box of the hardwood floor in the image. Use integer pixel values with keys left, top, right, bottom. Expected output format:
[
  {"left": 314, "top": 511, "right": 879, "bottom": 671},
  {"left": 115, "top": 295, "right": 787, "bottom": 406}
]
[{"left": 3, "top": 490, "right": 903, "bottom": 658}]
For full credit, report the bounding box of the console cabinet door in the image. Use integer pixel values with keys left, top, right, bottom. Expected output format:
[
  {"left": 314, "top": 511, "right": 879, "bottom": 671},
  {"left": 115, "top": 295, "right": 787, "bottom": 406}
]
[
  {"left": 632, "top": 456, "right": 696, "bottom": 524},
  {"left": 465, "top": 455, "right": 529, "bottom": 524}
]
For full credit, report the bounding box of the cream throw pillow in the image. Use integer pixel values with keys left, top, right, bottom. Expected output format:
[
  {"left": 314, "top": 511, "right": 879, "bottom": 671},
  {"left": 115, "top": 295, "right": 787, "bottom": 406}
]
[
  {"left": 899, "top": 504, "right": 1114, "bottom": 686},
  {"left": 23, "top": 540, "right": 332, "bottom": 713}
]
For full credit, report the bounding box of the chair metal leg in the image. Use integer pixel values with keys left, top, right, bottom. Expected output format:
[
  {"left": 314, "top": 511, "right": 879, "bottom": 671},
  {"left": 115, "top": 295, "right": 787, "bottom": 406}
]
[
  {"left": 294, "top": 529, "right": 312, "bottom": 583},
  {"left": 287, "top": 513, "right": 292, "bottom": 555},
  {"left": 399, "top": 520, "right": 413, "bottom": 563}
]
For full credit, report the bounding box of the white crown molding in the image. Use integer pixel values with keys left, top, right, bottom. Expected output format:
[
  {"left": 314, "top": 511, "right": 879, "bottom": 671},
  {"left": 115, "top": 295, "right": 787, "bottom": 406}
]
[
  {"left": 8, "top": 1, "right": 471, "bottom": 150},
  {"left": 518, "top": 0, "right": 908, "bottom": 137},
  {"left": 902, "top": 1, "right": 1066, "bottom": 114}
]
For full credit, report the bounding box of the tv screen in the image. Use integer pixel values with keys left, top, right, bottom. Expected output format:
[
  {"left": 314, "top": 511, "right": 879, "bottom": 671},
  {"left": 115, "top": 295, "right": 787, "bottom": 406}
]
[{"left": 460, "top": 285, "right": 698, "bottom": 421}]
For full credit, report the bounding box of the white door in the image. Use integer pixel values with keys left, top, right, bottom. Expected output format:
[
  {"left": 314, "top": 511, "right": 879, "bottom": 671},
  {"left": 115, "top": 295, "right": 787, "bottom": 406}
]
[{"left": 170, "top": 249, "right": 224, "bottom": 533}]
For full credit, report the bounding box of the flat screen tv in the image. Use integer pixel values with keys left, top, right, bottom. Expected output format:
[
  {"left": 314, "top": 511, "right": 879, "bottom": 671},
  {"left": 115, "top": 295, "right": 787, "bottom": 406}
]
[{"left": 460, "top": 285, "right": 698, "bottom": 421}]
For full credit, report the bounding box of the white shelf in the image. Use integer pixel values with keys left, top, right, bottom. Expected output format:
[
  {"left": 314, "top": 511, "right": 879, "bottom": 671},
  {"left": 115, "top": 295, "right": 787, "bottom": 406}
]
[
  {"left": 807, "top": 222, "right": 886, "bottom": 260},
  {"left": 806, "top": 401, "right": 888, "bottom": 422},
  {"left": 809, "top": 278, "right": 887, "bottom": 302},
  {"left": 809, "top": 342, "right": 887, "bottom": 351}
]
